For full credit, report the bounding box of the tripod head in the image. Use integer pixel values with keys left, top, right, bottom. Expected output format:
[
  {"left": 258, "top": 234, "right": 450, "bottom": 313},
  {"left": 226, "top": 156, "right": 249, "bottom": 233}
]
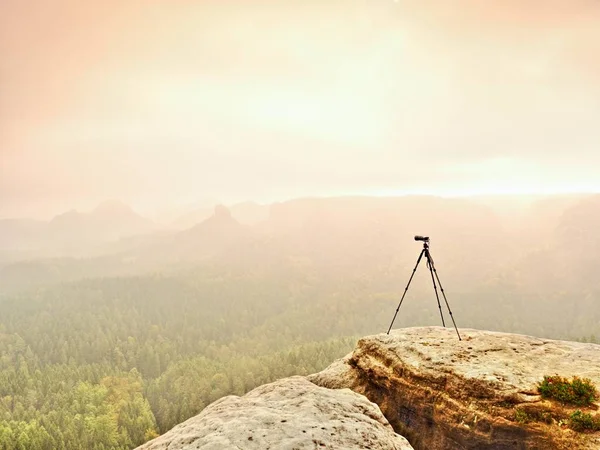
[{"left": 414, "top": 235, "right": 430, "bottom": 249}]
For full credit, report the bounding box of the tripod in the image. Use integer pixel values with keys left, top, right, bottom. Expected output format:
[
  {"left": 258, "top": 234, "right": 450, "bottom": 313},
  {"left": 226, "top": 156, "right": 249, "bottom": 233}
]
[{"left": 387, "top": 236, "right": 461, "bottom": 340}]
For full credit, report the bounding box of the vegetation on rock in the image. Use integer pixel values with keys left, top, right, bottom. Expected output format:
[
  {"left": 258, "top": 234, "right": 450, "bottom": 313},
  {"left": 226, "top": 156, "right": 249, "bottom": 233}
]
[
  {"left": 538, "top": 375, "right": 598, "bottom": 406},
  {"left": 569, "top": 410, "right": 600, "bottom": 432},
  {"left": 513, "top": 375, "right": 600, "bottom": 435}
]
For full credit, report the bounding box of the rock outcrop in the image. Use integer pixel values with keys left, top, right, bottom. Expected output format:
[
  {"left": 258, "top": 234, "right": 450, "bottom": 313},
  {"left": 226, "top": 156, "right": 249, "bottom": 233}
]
[
  {"left": 309, "top": 327, "right": 600, "bottom": 450},
  {"left": 137, "top": 376, "right": 413, "bottom": 450},
  {"left": 137, "top": 327, "right": 600, "bottom": 450}
]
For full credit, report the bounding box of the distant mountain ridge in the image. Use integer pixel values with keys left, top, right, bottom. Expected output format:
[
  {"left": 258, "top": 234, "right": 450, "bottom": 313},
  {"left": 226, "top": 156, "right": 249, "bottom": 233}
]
[
  {"left": 1, "top": 194, "right": 599, "bottom": 296},
  {"left": 0, "top": 200, "right": 159, "bottom": 260}
]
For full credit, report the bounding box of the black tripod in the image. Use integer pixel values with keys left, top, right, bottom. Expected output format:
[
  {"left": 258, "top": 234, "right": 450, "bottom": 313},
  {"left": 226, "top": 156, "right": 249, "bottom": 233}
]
[{"left": 387, "top": 236, "right": 461, "bottom": 340}]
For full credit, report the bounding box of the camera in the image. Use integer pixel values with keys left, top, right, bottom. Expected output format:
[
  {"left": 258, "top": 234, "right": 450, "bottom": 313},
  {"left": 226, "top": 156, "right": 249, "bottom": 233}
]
[{"left": 414, "top": 235, "right": 430, "bottom": 242}]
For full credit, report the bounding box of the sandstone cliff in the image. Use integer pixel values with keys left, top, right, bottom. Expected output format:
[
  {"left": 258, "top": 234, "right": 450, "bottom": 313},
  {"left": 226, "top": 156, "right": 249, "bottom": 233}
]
[
  {"left": 309, "top": 327, "right": 600, "bottom": 450},
  {"left": 137, "top": 376, "right": 413, "bottom": 449}
]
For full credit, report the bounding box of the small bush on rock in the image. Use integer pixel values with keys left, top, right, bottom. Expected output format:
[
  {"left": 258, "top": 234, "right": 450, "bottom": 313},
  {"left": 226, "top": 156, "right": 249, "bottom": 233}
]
[
  {"left": 569, "top": 410, "right": 600, "bottom": 432},
  {"left": 514, "top": 408, "right": 531, "bottom": 424},
  {"left": 538, "top": 375, "right": 597, "bottom": 406}
]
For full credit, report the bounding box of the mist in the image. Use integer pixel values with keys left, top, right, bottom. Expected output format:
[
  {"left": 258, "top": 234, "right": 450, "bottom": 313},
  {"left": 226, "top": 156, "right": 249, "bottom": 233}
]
[
  {"left": 1, "top": 2, "right": 600, "bottom": 449},
  {"left": 2, "top": 0, "right": 600, "bottom": 218}
]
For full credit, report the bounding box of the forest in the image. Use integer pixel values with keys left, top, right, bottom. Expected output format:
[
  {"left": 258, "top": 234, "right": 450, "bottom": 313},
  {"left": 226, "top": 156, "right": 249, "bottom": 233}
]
[
  {"left": 0, "top": 194, "right": 599, "bottom": 449},
  {"left": 0, "top": 270, "right": 361, "bottom": 449},
  {"left": 3, "top": 0, "right": 600, "bottom": 446}
]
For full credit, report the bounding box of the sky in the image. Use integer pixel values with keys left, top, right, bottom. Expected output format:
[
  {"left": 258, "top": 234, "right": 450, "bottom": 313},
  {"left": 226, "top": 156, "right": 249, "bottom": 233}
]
[{"left": 1, "top": 0, "right": 600, "bottom": 219}]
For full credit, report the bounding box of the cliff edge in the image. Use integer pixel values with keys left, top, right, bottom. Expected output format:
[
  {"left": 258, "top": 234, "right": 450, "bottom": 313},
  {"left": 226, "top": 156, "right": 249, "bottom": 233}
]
[{"left": 309, "top": 327, "right": 600, "bottom": 450}]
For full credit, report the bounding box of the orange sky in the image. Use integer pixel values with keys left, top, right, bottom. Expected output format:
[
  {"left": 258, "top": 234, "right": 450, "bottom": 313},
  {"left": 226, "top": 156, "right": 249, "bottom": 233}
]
[{"left": 1, "top": 0, "right": 600, "bottom": 218}]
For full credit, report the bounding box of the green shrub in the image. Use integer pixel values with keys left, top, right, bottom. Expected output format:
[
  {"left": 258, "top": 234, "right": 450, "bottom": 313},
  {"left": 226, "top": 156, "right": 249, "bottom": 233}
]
[
  {"left": 512, "top": 405, "right": 557, "bottom": 425},
  {"left": 514, "top": 408, "right": 531, "bottom": 424},
  {"left": 538, "top": 375, "right": 598, "bottom": 406},
  {"left": 569, "top": 410, "right": 600, "bottom": 432}
]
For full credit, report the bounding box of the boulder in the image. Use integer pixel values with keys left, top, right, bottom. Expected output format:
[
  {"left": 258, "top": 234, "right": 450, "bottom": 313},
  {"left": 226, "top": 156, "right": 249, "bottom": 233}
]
[
  {"left": 309, "top": 326, "right": 600, "bottom": 450},
  {"left": 137, "top": 376, "right": 413, "bottom": 450}
]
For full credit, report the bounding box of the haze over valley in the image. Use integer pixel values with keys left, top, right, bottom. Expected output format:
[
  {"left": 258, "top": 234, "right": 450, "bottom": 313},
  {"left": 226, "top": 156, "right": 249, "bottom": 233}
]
[{"left": 1, "top": 0, "right": 599, "bottom": 448}]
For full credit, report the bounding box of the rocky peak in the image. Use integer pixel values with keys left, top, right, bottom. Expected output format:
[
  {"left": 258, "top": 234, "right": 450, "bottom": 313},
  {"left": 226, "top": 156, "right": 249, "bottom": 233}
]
[{"left": 214, "top": 204, "right": 232, "bottom": 219}]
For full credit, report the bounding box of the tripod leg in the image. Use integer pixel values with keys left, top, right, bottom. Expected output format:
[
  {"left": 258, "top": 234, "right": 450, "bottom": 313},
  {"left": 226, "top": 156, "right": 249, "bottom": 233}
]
[
  {"left": 427, "top": 251, "right": 462, "bottom": 341},
  {"left": 426, "top": 255, "right": 446, "bottom": 328},
  {"left": 387, "top": 249, "right": 425, "bottom": 334}
]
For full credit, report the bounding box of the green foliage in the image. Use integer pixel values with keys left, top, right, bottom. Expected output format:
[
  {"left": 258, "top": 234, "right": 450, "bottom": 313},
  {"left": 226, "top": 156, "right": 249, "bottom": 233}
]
[
  {"left": 538, "top": 375, "right": 598, "bottom": 406},
  {"left": 569, "top": 410, "right": 600, "bottom": 432},
  {"left": 0, "top": 273, "right": 358, "bottom": 449},
  {"left": 511, "top": 404, "right": 557, "bottom": 426},
  {"left": 514, "top": 408, "right": 531, "bottom": 424},
  {"left": 0, "top": 262, "right": 597, "bottom": 449}
]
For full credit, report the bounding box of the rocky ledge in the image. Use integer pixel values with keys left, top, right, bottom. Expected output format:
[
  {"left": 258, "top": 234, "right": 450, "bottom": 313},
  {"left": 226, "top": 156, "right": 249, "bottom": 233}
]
[
  {"left": 137, "top": 376, "right": 413, "bottom": 450},
  {"left": 309, "top": 327, "right": 600, "bottom": 450}
]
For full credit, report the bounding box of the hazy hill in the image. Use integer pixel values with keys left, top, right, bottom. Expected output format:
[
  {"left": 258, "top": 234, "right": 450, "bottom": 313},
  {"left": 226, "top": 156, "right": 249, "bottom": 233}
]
[
  {"left": 49, "top": 200, "right": 158, "bottom": 246},
  {"left": 2, "top": 194, "right": 599, "bottom": 299},
  {"left": 0, "top": 200, "right": 160, "bottom": 261},
  {"left": 0, "top": 218, "right": 46, "bottom": 262},
  {"left": 173, "top": 201, "right": 269, "bottom": 229},
  {"left": 163, "top": 205, "right": 253, "bottom": 263},
  {"left": 494, "top": 194, "right": 600, "bottom": 295},
  {"left": 262, "top": 196, "right": 511, "bottom": 287},
  {"left": 554, "top": 194, "right": 600, "bottom": 248},
  {"left": 550, "top": 194, "right": 600, "bottom": 288},
  {"left": 0, "top": 205, "right": 252, "bottom": 292}
]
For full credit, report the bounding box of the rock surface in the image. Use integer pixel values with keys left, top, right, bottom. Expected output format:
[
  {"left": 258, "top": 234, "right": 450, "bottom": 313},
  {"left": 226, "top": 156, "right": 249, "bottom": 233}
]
[
  {"left": 136, "top": 376, "right": 413, "bottom": 450},
  {"left": 309, "top": 327, "right": 600, "bottom": 450}
]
